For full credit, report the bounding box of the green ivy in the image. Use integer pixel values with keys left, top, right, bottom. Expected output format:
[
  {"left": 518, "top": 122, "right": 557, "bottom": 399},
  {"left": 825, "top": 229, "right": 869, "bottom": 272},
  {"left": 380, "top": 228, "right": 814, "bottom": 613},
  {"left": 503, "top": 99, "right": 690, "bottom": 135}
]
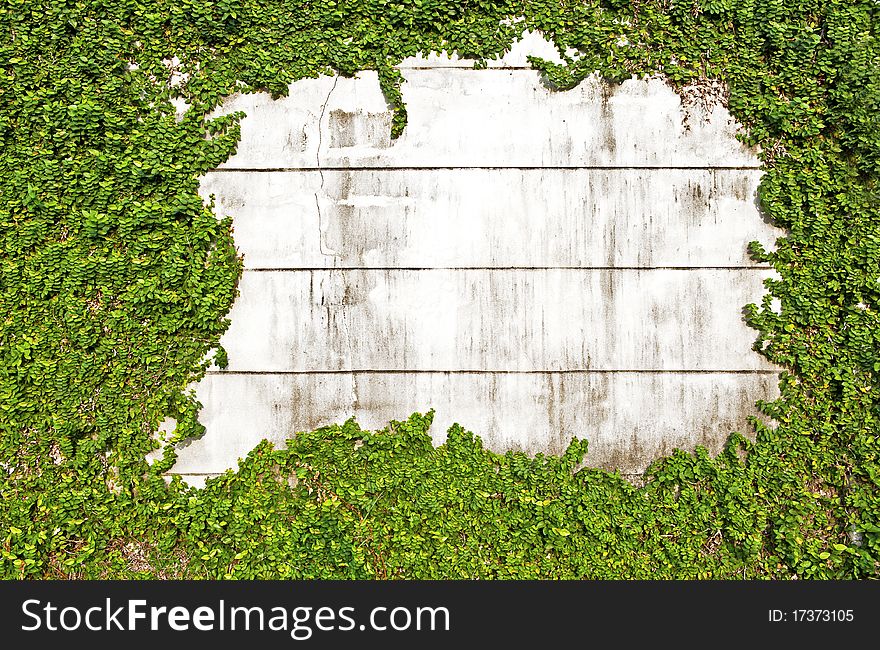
[{"left": 0, "top": 0, "right": 877, "bottom": 579}]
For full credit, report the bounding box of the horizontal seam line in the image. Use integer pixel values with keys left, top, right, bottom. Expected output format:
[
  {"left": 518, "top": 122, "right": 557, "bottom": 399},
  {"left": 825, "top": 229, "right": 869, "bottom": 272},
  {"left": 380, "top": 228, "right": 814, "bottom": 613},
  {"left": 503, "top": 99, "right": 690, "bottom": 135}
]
[
  {"left": 204, "top": 370, "right": 779, "bottom": 375},
  {"left": 165, "top": 473, "right": 222, "bottom": 476},
  {"left": 241, "top": 266, "right": 774, "bottom": 271},
  {"left": 209, "top": 166, "right": 763, "bottom": 172}
]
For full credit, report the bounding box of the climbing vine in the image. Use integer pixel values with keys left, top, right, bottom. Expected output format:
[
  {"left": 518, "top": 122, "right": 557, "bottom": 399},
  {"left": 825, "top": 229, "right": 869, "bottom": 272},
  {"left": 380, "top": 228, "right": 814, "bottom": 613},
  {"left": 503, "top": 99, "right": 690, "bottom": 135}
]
[{"left": 0, "top": 0, "right": 877, "bottom": 578}]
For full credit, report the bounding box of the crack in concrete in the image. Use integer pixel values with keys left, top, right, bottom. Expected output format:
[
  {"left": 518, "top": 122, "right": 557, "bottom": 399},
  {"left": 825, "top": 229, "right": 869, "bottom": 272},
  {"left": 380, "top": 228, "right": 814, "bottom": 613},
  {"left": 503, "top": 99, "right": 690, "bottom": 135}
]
[
  {"left": 315, "top": 75, "right": 341, "bottom": 257},
  {"left": 313, "top": 75, "right": 360, "bottom": 405}
]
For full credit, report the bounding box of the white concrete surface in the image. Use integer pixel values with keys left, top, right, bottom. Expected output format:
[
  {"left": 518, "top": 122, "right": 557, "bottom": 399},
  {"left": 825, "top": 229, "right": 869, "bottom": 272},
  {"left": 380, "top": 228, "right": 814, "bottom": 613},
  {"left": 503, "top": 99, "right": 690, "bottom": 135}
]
[
  {"left": 171, "top": 372, "right": 778, "bottom": 476},
  {"left": 216, "top": 269, "right": 775, "bottom": 371},
  {"left": 211, "top": 74, "right": 758, "bottom": 169},
  {"left": 200, "top": 168, "right": 771, "bottom": 268},
  {"left": 168, "top": 32, "right": 780, "bottom": 481}
]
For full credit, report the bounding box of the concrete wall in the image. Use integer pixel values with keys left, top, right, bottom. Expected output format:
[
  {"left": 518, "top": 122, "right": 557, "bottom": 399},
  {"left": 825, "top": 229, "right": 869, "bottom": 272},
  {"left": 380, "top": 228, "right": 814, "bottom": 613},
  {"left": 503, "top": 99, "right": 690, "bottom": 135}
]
[{"left": 166, "top": 33, "right": 782, "bottom": 485}]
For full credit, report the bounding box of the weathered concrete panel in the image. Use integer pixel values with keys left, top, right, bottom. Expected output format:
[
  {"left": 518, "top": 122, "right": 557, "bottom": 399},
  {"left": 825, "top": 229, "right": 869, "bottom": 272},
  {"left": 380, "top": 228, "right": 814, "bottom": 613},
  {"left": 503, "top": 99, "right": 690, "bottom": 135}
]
[
  {"left": 172, "top": 372, "right": 778, "bottom": 476},
  {"left": 212, "top": 71, "right": 757, "bottom": 169},
  {"left": 169, "top": 32, "right": 778, "bottom": 480},
  {"left": 217, "top": 269, "right": 774, "bottom": 372},
  {"left": 200, "top": 168, "right": 777, "bottom": 269}
]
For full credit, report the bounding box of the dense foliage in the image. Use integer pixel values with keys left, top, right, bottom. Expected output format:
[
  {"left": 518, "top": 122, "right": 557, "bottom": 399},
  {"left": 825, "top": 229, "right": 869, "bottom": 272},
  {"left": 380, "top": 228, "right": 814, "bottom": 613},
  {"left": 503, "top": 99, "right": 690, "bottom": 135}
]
[{"left": 1, "top": 0, "right": 877, "bottom": 578}]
